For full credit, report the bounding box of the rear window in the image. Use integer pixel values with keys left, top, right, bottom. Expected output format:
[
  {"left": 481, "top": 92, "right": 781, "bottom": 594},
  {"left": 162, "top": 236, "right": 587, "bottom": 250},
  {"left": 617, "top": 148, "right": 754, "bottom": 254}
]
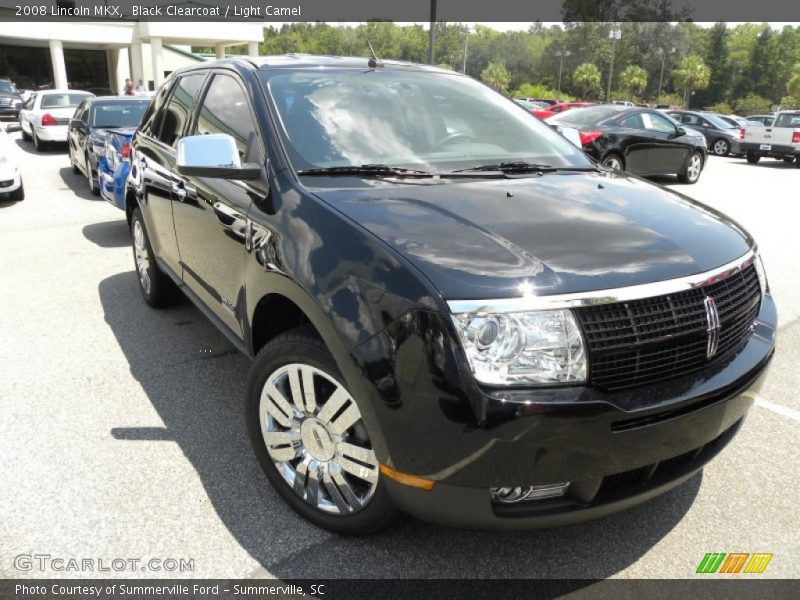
[
  {"left": 774, "top": 113, "right": 800, "bottom": 128},
  {"left": 551, "top": 106, "right": 625, "bottom": 128},
  {"left": 41, "top": 93, "right": 88, "bottom": 109},
  {"left": 91, "top": 101, "right": 149, "bottom": 128}
]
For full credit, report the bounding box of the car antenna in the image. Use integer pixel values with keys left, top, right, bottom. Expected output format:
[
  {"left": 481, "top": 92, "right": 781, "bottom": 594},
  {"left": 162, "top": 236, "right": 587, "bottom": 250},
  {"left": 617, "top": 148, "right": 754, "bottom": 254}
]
[{"left": 365, "top": 36, "right": 383, "bottom": 69}]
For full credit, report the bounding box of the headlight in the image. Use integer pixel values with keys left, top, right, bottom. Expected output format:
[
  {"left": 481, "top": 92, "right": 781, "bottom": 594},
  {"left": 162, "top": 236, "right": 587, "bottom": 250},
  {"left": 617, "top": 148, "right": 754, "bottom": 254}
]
[
  {"left": 754, "top": 253, "right": 769, "bottom": 298},
  {"left": 450, "top": 309, "right": 586, "bottom": 386}
]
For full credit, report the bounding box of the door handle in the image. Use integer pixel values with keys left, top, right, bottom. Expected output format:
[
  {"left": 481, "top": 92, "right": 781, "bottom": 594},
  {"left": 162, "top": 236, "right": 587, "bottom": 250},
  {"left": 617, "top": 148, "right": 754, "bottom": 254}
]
[{"left": 213, "top": 202, "right": 247, "bottom": 240}]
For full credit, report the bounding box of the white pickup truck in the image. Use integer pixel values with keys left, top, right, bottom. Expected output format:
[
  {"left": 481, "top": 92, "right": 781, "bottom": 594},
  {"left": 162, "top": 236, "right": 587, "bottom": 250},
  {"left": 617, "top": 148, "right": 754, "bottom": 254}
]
[{"left": 740, "top": 109, "right": 800, "bottom": 167}]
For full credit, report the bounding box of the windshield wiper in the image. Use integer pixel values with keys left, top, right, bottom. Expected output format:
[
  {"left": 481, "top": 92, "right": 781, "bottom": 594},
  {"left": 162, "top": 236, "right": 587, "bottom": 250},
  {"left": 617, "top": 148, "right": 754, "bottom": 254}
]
[
  {"left": 450, "top": 162, "right": 598, "bottom": 174},
  {"left": 297, "top": 164, "right": 433, "bottom": 178}
]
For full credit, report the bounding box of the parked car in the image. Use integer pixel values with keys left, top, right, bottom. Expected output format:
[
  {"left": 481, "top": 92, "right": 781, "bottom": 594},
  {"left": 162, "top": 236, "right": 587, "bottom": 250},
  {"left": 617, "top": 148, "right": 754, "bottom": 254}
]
[
  {"left": 740, "top": 110, "right": 800, "bottom": 166},
  {"left": 67, "top": 96, "right": 150, "bottom": 194},
  {"left": 665, "top": 110, "right": 742, "bottom": 156},
  {"left": 746, "top": 114, "right": 775, "bottom": 126},
  {"left": 98, "top": 128, "right": 135, "bottom": 209},
  {"left": 715, "top": 114, "right": 761, "bottom": 129},
  {"left": 0, "top": 78, "right": 23, "bottom": 121},
  {"left": 126, "top": 56, "right": 774, "bottom": 534},
  {"left": 0, "top": 142, "right": 24, "bottom": 201},
  {"left": 516, "top": 96, "right": 557, "bottom": 106},
  {"left": 550, "top": 104, "right": 707, "bottom": 183},
  {"left": 531, "top": 101, "right": 594, "bottom": 120},
  {"left": 612, "top": 100, "right": 635, "bottom": 107},
  {"left": 18, "top": 90, "right": 93, "bottom": 151}
]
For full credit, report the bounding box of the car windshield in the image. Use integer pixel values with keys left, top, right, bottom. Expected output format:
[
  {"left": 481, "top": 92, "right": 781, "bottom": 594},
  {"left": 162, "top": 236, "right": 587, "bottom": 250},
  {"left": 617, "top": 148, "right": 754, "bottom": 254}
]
[
  {"left": 549, "top": 105, "right": 626, "bottom": 128},
  {"left": 41, "top": 93, "right": 88, "bottom": 109},
  {"left": 0, "top": 81, "right": 17, "bottom": 94},
  {"left": 259, "top": 68, "right": 591, "bottom": 173},
  {"left": 91, "top": 101, "right": 149, "bottom": 128}
]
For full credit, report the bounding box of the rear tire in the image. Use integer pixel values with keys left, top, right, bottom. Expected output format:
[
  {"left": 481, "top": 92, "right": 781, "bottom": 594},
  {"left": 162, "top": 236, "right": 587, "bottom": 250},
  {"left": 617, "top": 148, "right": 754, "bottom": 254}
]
[
  {"left": 246, "top": 329, "right": 396, "bottom": 536},
  {"left": 678, "top": 151, "right": 704, "bottom": 184},
  {"left": 746, "top": 152, "right": 760, "bottom": 164},
  {"left": 86, "top": 153, "right": 99, "bottom": 195},
  {"left": 602, "top": 153, "right": 624, "bottom": 171},
  {"left": 68, "top": 144, "right": 80, "bottom": 174},
  {"left": 32, "top": 130, "right": 46, "bottom": 152},
  {"left": 130, "top": 208, "right": 179, "bottom": 308},
  {"left": 9, "top": 182, "right": 24, "bottom": 201},
  {"left": 711, "top": 139, "right": 729, "bottom": 156},
  {"left": 782, "top": 156, "right": 795, "bottom": 164},
  {"left": 20, "top": 123, "right": 31, "bottom": 141}
]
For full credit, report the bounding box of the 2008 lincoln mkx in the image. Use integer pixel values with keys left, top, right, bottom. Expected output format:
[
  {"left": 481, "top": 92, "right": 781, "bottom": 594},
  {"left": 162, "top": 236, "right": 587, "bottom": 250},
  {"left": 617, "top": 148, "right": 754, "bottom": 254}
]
[{"left": 125, "top": 55, "right": 775, "bottom": 534}]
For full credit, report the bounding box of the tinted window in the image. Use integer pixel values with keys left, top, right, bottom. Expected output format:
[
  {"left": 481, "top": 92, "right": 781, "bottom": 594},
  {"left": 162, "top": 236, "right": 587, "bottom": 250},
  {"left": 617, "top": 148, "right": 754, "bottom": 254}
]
[
  {"left": 195, "top": 74, "right": 259, "bottom": 159},
  {"left": 157, "top": 74, "right": 204, "bottom": 147},
  {"left": 644, "top": 112, "right": 676, "bottom": 133},
  {"left": 619, "top": 113, "right": 644, "bottom": 129},
  {"left": 262, "top": 69, "right": 590, "bottom": 171},
  {"left": 550, "top": 105, "right": 625, "bottom": 128},
  {"left": 91, "top": 101, "right": 149, "bottom": 128},
  {"left": 41, "top": 93, "right": 89, "bottom": 109},
  {"left": 0, "top": 80, "right": 17, "bottom": 94},
  {"left": 139, "top": 81, "right": 173, "bottom": 137}
]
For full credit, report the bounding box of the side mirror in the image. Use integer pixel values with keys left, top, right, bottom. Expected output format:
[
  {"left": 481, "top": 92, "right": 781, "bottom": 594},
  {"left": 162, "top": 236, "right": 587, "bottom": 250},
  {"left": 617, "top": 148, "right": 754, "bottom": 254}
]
[
  {"left": 676, "top": 126, "right": 687, "bottom": 137},
  {"left": 176, "top": 134, "right": 261, "bottom": 180}
]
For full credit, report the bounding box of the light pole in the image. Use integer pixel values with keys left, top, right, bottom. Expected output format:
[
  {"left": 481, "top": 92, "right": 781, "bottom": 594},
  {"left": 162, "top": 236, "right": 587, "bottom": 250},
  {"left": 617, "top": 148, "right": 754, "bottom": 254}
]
[
  {"left": 462, "top": 25, "right": 473, "bottom": 74},
  {"left": 606, "top": 24, "right": 621, "bottom": 102},
  {"left": 656, "top": 47, "right": 675, "bottom": 106},
  {"left": 555, "top": 49, "right": 571, "bottom": 102}
]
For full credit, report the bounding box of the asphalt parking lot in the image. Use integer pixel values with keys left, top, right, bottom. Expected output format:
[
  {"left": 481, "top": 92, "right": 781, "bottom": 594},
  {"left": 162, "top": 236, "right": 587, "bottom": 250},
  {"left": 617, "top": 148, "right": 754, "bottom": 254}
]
[{"left": 1, "top": 130, "right": 798, "bottom": 581}]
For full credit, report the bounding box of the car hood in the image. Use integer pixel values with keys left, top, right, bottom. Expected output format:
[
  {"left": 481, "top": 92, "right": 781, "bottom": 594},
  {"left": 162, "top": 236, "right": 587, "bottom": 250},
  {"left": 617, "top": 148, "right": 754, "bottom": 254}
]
[{"left": 310, "top": 171, "right": 752, "bottom": 300}]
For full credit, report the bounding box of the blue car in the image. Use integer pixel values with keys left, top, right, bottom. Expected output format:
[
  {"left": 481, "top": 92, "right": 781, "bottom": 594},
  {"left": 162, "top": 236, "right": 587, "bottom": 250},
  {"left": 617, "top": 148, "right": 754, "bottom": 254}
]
[{"left": 98, "top": 128, "right": 135, "bottom": 210}]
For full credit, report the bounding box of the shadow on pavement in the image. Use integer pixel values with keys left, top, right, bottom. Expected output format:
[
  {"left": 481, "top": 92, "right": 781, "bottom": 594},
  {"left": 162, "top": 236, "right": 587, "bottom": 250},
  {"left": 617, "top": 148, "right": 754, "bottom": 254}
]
[
  {"left": 58, "top": 166, "right": 99, "bottom": 201},
  {"left": 83, "top": 219, "right": 130, "bottom": 248},
  {"left": 99, "top": 270, "right": 701, "bottom": 578},
  {"left": 13, "top": 136, "right": 67, "bottom": 156}
]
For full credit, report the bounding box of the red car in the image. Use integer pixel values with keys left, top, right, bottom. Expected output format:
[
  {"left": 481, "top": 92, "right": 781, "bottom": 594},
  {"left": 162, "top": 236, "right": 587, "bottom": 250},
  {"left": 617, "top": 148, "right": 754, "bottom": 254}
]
[{"left": 532, "top": 101, "right": 594, "bottom": 120}]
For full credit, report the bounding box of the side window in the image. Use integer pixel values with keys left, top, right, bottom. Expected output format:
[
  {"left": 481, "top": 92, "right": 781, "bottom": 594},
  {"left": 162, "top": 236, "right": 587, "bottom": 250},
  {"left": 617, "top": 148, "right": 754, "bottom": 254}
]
[
  {"left": 194, "top": 74, "right": 260, "bottom": 159},
  {"left": 25, "top": 94, "right": 36, "bottom": 110},
  {"left": 156, "top": 74, "right": 204, "bottom": 147},
  {"left": 619, "top": 113, "right": 644, "bottom": 129},
  {"left": 645, "top": 112, "right": 676, "bottom": 134},
  {"left": 139, "top": 82, "right": 172, "bottom": 137}
]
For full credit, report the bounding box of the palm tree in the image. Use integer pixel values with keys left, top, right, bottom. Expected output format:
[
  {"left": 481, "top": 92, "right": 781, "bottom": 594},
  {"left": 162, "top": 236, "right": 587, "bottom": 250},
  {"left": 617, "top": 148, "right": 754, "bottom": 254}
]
[
  {"left": 480, "top": 61, "right": 511, "bottom": 93},
  {"left": 573, "top": 63, "right": 602, "bottom": 100},
  {"left": 619, "top": 65, "right": 648, "bottom": 99},
  {"left": 672, "top": 55, "right": 710, "bottom": 108}
]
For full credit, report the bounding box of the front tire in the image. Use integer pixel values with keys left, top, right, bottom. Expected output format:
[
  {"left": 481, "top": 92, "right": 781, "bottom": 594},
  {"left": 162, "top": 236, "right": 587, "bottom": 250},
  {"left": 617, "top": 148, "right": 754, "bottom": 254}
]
[
  {"left": 678, "top": 151, "right": 704, "bottom": 184},
  {"left": 9, "top": 182, "right": 24, "bottom": 201},
  {"left": 130, "top": 208, "right": 179, "bottom": 308},
  {"left": 711, "top": 139, "right": 729, "bottom": 156},
  {"left": 246, "top": 329, "right": 396, "bottom": 535},
  {"left": 746, "top": 152, "right": 760, "bottom": 164}
]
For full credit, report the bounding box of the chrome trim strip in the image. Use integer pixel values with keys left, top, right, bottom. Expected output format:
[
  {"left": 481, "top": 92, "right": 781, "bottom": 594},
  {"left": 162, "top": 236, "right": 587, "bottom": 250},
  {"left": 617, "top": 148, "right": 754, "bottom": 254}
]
[{"left": 448, "top": 248, "right": 756, "bottom": 314}]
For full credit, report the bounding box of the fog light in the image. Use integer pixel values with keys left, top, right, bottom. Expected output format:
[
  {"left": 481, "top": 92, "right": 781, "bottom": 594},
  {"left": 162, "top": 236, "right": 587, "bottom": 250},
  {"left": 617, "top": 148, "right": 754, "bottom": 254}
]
[{"left": 490, "top": 483, "right": 570, "bottom": 503}]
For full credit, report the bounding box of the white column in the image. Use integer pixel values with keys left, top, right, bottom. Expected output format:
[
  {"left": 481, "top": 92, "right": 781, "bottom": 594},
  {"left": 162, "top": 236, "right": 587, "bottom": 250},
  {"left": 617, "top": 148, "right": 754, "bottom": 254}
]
[
  {"left": 248, "top": 42, "right": 259, "bottom": 57},
  {"left": 130, "top": 42, "right": 145, "bottom": 87},
  {"left": 107, "top": 48, "right": 130, "bottom": 95},
  {"left": 49, "top": 39, "right": 68, "bottom": 89},
  {"left": 150, "top": 37, "right": 165, "bottom": 89},
  {"left": 215, "top": 44, "right": 226, "bottom": 60}
]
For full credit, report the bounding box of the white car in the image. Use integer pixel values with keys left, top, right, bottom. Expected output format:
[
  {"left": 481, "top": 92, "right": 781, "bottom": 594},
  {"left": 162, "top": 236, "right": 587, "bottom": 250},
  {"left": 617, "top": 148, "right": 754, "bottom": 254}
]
[
  {"left": 18, "top": 90, "right": 93, "bottom": 151},
  {"left": 0, "top": 143, "right": 23, "bottom": 201}
]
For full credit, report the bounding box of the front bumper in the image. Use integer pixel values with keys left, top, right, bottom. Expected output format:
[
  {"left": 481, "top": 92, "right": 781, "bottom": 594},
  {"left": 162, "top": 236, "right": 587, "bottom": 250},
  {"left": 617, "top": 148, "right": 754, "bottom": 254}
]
[
  {"left": 0, "top": 169, "right": 22, "bottom": 193},
  {"left": 34, "top": 125, "right": 68, "bottom": 142},
  {"left": 356, "top": 295, "right": 776, "bottom": 529},
  {"left": 0, "top": 107, "right": 20, "bottom": 120}
]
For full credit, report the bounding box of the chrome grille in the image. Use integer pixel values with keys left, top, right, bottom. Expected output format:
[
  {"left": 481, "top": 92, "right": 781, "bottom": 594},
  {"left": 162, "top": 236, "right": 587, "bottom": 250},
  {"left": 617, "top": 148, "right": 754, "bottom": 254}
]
[
  {"left": 576, "top": 262, "right": 761, "bottom": 391},
  {"left": 0, "top": 97, "right": 12, "bottom": 107}
]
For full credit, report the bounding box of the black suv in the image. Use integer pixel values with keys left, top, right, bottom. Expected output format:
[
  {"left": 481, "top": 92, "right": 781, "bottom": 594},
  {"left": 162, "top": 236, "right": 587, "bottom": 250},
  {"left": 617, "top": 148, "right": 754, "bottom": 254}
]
[
  {"left": 0, "top": 78, "right": 23, "bottom": 120},
  {"left": 127, "top": 56, "right": 775, "bottom": 534}
]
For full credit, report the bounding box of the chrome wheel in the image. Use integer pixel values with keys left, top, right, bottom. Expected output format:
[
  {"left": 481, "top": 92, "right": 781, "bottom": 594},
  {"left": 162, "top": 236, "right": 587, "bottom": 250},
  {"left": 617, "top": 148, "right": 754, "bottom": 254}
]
[
  {"left": 604, "top": 156, "right": 622, "bottom": 170},
  {"left": 259, "top": 363, "right": 379, "bottom": 515},
  {"left": 712, "top": 140, "right": 729, "bottom": 156},
  {"left": 132, "top": 219, "right": 151, "bottom": 295},
  {"left": 687, "top": 153, "right": 703, "bottom": 182}
]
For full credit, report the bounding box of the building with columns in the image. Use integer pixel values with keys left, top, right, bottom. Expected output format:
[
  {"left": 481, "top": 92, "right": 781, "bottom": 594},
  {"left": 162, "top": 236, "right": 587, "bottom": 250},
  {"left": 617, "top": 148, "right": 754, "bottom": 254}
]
[{"left": 0, "top": 22, "right": 263, "bottom": 94}]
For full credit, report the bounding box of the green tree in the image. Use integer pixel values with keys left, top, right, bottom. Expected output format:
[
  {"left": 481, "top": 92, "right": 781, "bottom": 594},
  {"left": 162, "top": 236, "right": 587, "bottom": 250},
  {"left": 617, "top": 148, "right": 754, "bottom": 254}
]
[
  {"left": 705, "top": 102, "right": 734, "bottom": 114},
  {"left": 787, "top": 64, "right": 800, "bottom": 98},
  {"left": 619, "top": 65, "right": 648, "bottom": 98},
  {"left": 480, "top": 61, "right": 511, "bottom": 93},
  {"left": 672, "top": 55, "right": 710, "bottom": 107},
  {"left": 696, "top": 23, "right": 730, "bottom": 106},
  {"left": 573, "top": 62, "right": 602, "bottom": 99},
  {"left": 733, "top": 93, "right": 772, "bottom": 115}
]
